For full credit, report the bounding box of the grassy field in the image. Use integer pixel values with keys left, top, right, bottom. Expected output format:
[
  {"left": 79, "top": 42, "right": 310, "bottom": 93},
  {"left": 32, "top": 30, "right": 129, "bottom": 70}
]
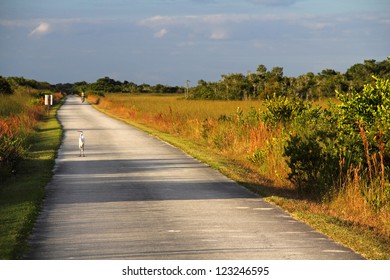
[
  {"left": 89, "top": 93, "right": 389, "bottom": 260},
  {"left": 0, "top": 99, "right": 62, "bottom": 259}
]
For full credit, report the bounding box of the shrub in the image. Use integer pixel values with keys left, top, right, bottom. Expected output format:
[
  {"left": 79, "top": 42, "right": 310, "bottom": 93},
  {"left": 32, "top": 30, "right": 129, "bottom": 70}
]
[
  {"left": 0, "top": 77, "right": 13, "bottom": 95},
  {"left": 0, "top": 135, "right": 25, "bottom": 169},
  {"left": 262, "top": 94, "right": 309, "bottom": 126},
  {"left": 284, "top": 106, "right": 339, "bottom": 194},
  {"left": 336, "top": 76, "right": 390, "bottom": 168},
  {"left": 0, "top": 118, "right": 26, "bottom": 173},
  {"left": 283, "top": 76, "right": 390, "bottom": 204},
  {"left": 336, "top": 77, "right": 390, "bottom": 211},
  {"left": 0, "top": 90, "right": 54, "bottom": 175}
]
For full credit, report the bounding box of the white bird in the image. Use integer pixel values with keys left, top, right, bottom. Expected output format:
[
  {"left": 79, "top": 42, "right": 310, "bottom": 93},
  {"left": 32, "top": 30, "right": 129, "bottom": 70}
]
[{"left": 78, "top": 130, "right": 85, "bottom": 157}]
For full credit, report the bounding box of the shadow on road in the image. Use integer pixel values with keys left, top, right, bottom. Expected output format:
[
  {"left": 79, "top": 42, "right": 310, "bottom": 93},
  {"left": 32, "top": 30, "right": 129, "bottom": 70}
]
[{"left": 47, "top": 156, "right": 258, "bottom": 205}]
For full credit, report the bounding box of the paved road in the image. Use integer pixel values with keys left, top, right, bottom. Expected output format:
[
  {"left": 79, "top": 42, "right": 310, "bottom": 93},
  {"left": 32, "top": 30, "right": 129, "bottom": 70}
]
[{"left": 26, "top": 95, "right": 363, "bottom": 259}]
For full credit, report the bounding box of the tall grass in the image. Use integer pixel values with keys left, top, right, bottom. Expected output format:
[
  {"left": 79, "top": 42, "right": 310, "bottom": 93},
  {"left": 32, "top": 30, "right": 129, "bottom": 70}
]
[
  {"left": 331, "top": 164, "right": 390, "bottom": 237},
  {"left": 1, "top": 92, "right": 41, "bottom": 173},
  {"left": 0, "top": 90, "right": 63, "bottom": 174},
  {"left": 331, "top": 131, "right": 389, "bottom": 237}
]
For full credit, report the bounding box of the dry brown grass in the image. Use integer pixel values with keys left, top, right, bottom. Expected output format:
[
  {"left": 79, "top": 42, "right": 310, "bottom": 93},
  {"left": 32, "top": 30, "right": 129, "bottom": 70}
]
[{"left": 331, "top": 164, "right": 390, "bottom": 237}]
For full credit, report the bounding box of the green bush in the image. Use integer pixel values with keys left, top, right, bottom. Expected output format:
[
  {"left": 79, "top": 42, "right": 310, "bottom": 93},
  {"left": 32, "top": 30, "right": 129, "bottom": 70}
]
[
  {"left": 336, "top": 76, "right": 390, "bottom": 167},
  {"left": 0, "top": 77, "right": 13, "bottom": 95},
  {"left": 282, "top": 76, "right": 389, "bottom": 205},
  {"left": 0, "top": 135, "right": 25, "bottom": 170},
  {"left": 284, "top": 106, "right": 339, "bottom": 194},
  {"left": 262, "top": 94, "right": 309, "bottom": 126}
]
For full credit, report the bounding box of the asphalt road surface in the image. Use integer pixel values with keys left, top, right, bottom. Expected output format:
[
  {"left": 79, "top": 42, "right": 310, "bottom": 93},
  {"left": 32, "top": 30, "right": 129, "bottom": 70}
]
[{"left": 26, "top": 95, "right": 363, "bottom": 260}]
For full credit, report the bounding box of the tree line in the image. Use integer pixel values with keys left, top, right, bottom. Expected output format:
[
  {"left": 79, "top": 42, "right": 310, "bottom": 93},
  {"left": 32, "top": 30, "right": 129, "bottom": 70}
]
[
  {"left": 55, "top": 77, "right": 184, "bottom": 96},
  {"left": 1, "top": 58, "right": 389, "bottom": 99},
  {"left": 0, "top": 76, "right": 52, "bottom": 95},
  {"left": 0, "top": 76, "right": 184, "bottom": 96},
  {"left": 190, "top": 58, "right": 390, "bottom": 100}
]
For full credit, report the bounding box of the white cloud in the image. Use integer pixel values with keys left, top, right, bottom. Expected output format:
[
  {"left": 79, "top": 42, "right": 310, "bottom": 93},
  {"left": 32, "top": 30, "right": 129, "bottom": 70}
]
[
  {"left": 138, "top": 14, "right": 249, "bottom": 41},
  {"left": 0, "top": 19, "right": 30, "bottom": 27},
  {"left": 301, "top": 21, "right": 330, "bottom": 30},
  {"left": 138, "top": 15, "right": 197, "bottom": 28},
  {"left": 29, "top": 22, "right": 50, "bottom": 37},
  {"left": 139, "top": 14, "right": 261, "bottom": 28},
  {"left": 210, "top": 29, "right": 229, "bottom": 40},
  {"left": 137, "top": 13, "right": 297, "bottom": 42},
  {"left": 137, "top": 13, "right": 317, "bottom": 30},
  {"left": 154, "top": 28, "right": 168, "bottom": 38},
  {"left": 247, "top": 0, "right": 298, "bottom": 6}
]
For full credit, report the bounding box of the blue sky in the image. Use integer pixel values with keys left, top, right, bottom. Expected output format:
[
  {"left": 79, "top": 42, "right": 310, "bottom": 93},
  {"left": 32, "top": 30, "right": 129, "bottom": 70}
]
[{"left": 0, "top": 0, "right": 389, "bottom": 86}]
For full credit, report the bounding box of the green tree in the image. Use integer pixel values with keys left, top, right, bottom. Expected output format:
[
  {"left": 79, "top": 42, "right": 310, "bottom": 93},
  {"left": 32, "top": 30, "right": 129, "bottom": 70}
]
[
  {"left": 294, "top": 72, "right": 316, "bottom": 100},
  {"left": 337, "top": 76, "right": 390, "bottom": 167},
  {"left": 91, "top": 77, "right": 122, "bottom": 93},
  {"left": 221, "top": 73, "right": 250, "bottom": 100},
  {"left": 316, "top": 69, "right": 346, "bottom": 98},
  {"left": 262, "top": 67, "right": 284, "bottom": 98},
  {"left": 0, "top": 77, "right": 13, "bottom": 95}
]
